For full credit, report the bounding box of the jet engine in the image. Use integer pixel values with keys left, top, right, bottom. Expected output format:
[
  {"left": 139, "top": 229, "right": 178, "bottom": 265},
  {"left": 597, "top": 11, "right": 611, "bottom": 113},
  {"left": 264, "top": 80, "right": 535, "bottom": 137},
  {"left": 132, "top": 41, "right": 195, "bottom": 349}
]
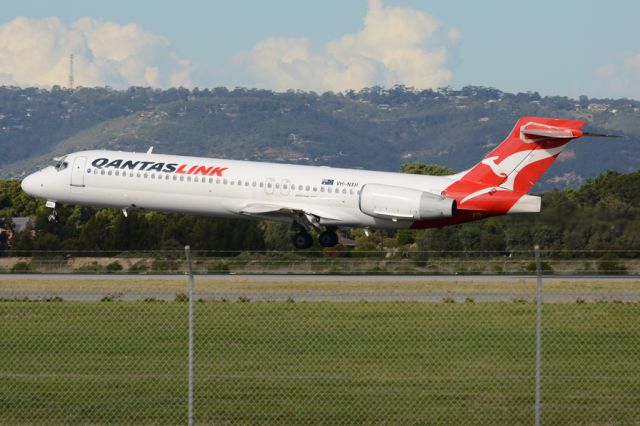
[{"left": 359, "top": 184, "right": 456, "bottom": 221}]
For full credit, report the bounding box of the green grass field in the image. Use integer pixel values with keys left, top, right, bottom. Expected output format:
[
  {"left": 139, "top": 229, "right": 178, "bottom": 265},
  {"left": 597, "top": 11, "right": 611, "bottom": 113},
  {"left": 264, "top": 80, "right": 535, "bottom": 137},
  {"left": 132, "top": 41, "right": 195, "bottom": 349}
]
[{"left": 1, "top": 301, "right": 639, "bottom": 424}]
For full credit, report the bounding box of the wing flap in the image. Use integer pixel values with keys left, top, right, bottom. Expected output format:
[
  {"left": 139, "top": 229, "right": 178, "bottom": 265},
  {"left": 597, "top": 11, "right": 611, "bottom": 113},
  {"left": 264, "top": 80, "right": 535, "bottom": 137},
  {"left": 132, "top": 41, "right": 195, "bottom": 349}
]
[{"left": 238, "top": 203, "right": 343, "bottom": 222}]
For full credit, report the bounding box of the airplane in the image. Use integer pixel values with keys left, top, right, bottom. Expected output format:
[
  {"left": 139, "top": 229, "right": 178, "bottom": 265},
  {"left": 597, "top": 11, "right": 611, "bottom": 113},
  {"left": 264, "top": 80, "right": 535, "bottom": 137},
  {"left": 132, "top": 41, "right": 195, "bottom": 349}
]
[{"left": 20, "top": 116, "right": 612, "bottom": 249}]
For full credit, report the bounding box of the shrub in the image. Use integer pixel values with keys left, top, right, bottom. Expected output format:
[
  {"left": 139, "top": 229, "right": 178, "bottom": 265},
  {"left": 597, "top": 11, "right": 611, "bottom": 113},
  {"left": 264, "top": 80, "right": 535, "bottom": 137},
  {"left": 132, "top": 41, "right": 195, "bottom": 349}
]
[
  {"left": 75, "top": 261, "right": 105, "bottom": 273},
  {"left": 207, "top": 262, "right": 230, "bottom": 273},
  {"left": 174, "top": 292, "right": 189, "bottom": 302},
  {"left": 525, "top": 261, "right": 554, "bottom": 274},
  {"left": 597, "top": 254, "right": 627, "bottom": 275},
  {"left": 105, "top": 261, "right": 123, "bottom": 273},
  {"left": 129, "top": 262, "right": 149, "bottom": 273},
  {"left": 151, "top": 259, "right": 180, "bottom": 273},
  {"left": 10, "top": 261, "right": 32, "bottom": 273}
]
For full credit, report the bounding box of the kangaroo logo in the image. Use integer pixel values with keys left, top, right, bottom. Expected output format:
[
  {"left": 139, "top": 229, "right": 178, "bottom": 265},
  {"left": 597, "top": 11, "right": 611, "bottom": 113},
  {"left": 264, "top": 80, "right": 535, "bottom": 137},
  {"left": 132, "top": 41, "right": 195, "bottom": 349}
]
[{"left": 460, "top": 145, "right": 566, "bottom": 205}]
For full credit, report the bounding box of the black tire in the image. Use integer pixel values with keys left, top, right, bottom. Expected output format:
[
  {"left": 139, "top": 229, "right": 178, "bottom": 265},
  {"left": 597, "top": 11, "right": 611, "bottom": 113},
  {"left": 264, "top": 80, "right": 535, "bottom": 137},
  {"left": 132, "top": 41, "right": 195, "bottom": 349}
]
[
  {"left": 292, "top": 232, "right": 313, "bottom": 249},
  {"left": 319, "top": 231, "right": 339, "bottom": 248}
]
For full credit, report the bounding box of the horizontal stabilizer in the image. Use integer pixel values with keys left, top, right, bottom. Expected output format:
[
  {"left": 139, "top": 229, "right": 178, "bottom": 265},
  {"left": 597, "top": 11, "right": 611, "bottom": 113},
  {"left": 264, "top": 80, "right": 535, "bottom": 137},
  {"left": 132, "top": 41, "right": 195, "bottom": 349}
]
[
  {"left": 508, "top": 194, "right": 541, "bottom": 213},
  {"left": 521, "top": 122, "right": 582, "bottom": 140}
]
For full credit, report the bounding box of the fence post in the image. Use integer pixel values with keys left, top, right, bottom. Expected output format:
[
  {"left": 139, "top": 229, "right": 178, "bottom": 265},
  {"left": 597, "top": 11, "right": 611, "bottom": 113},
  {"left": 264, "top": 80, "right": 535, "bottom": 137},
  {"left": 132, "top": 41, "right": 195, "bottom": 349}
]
[
  {"left": 185, "top": 246, "right": 195, "bottom": 426},
  {"left": 534, "top": 245, "right": 543, "bottom": 426}
]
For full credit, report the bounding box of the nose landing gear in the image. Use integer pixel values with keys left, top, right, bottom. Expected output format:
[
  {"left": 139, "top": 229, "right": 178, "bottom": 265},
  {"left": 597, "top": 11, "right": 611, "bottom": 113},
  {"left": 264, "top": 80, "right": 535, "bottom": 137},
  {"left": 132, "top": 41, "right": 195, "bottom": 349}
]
[{"left": 46, "top": 200, "right": 58, "bottom": 223}]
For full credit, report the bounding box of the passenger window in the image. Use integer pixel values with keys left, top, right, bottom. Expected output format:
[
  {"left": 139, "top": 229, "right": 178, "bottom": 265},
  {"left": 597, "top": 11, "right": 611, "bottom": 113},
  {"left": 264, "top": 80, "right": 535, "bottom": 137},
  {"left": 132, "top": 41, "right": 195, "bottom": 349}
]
[
  {"left": 165, "top": 175, "right": 170, "bottom": 180},
  {"left": 137, "top": 173, "right": 141, "bottom": 178},
  {"left": 313, "top": 187, "right": 317, "bottom": 192},
  {"left": 129, "top": 172, "right": 134, "bottom": 177},
  {"left": 328, "top": 188, "right": 332, "bottom": 193},
  {"left": 209, "top": 178, "right": 213, "bottom": 183},
  {"left": 350, "top": 189, "right": 354, "bottom": 195},
  {"left": 172, "top": 175, "right": 177, "bottom": 181},
  {"left": 305, "top": 185, "right": 310, "bottom": 191},
  {"left": 320, "top": 187, "right": 325, "bottom": 192},
  {"left": 267, "top": 183, "right": 272, "bottom": 188},
  {"left": 223, "top": 179, "right": 228, "bottom": 184},
  {"left": 237, "top": 180, "right": 242, "bottom": 186},
  {"left": 216, "top": 178, "right": 221, "bottom": 184},
  {"left": 100, "top": 170, "right": 105, "bottom": 175},
  {"left": 342, "top": 188, "right": 347, "bottom": 194},
  {"left": 180, "top": 176, "right": 184, "bottom": 181},
  {"left": 94, "top": 170, "right": 98, "bottom": 175},
  {"left": 245, "top": 181, "right": 249, "bottom": 187},
  {"left": 230, "top": 180, "right": 235, "bottom": 185},
  {"left": 252, "top": 181, "right": 256, "bottom": 187},
  {"left": 115, "top": 171, "right": 119, "bottom": 176},
  {"left": 109, "top": 170, "right": 113, "bottom": 176},
  {"left": 259, "top": 182, "right": 264, "bottom": 188},
  {"left": 151, "top": 174, "right": 155, "bottom": 179}
]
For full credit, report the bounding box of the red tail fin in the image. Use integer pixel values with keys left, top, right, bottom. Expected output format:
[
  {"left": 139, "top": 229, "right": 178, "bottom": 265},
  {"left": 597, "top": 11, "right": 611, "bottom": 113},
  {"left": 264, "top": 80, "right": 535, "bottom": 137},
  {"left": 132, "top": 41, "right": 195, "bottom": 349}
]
[{"left": 444, "top": 117, "right": 586, "bottom": 212}]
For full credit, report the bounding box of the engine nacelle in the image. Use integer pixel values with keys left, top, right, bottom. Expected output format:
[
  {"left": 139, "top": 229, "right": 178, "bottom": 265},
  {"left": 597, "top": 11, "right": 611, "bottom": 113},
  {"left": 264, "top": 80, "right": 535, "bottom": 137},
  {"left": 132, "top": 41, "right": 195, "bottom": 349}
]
[{"left": 359, "top": 184, "right": 456, "bottom": 221}]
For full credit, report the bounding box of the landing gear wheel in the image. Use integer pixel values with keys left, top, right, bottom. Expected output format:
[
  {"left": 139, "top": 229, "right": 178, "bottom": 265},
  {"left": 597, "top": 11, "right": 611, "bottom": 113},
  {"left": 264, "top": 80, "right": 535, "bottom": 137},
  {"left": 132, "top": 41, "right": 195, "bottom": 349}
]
[
  {"left": 319, "top": 231, "right": 339, "bottom": 248},
  {"left": 47, "top": 210, "right": 58, "bottom": 223},
  {"left": 292, "top": 232, "right": 313, "bottom": 249}
]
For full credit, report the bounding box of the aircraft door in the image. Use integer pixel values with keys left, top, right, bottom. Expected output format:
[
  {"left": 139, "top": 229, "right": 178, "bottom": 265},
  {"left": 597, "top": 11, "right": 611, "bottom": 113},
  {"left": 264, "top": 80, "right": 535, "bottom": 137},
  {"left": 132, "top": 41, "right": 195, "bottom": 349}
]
[
  {"left": 265, "top": 178, "right": 275, "bottom": 195},
  {"left": 281, "top": 179, "right": 291, "bottom": 195},
  {"left": 70, "top": 156, "right": 86, "bottom": 187}
]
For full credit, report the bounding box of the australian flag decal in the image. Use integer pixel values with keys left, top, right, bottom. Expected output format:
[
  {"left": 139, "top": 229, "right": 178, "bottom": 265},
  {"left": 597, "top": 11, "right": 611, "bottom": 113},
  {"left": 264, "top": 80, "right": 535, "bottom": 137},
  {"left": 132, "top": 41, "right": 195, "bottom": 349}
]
[{"left": 321, "top": 179, "right": 334, "bottom": 185}]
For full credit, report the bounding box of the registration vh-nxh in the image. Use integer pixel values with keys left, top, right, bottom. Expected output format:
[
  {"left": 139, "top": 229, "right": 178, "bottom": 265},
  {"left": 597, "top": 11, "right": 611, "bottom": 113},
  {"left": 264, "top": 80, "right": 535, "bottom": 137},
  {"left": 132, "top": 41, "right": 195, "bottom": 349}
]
[{"left": 21, "top": 117, "right": 615, "bottom": 249}]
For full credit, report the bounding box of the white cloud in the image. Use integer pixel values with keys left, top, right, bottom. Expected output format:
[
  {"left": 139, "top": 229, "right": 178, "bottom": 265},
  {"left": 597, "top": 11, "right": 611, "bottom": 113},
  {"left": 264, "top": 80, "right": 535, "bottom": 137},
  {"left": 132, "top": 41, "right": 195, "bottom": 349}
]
[
  {"left": 0, "top": 16, "right": 192, "bottom": 88},
  {"left": 595, "top": 54, "right": 640, "bottom": 99},
  {"left": 242, "top": 0, "right": 458, "bottom": 92}
]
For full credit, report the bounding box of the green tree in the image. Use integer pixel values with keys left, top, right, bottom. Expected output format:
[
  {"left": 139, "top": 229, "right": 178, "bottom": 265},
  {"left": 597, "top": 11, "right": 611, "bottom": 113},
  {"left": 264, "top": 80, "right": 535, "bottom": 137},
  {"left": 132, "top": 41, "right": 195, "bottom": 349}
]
[{"left": 400, "top": 163, "right": 454, "bottom": 176}]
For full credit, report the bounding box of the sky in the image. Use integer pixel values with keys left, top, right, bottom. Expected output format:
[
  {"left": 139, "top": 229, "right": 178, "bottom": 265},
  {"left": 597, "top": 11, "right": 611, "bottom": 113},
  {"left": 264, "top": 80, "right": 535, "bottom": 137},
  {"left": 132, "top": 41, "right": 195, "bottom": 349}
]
[{"left": 0, "top": 0, "right": 638, "bottom": 99}]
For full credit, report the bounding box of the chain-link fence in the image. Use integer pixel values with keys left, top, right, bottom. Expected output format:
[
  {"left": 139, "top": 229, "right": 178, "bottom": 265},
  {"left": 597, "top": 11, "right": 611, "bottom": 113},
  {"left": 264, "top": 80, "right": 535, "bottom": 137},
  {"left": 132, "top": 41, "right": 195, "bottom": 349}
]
[{"left": 1, "top": 249, "right": 639, "bottom": 424}]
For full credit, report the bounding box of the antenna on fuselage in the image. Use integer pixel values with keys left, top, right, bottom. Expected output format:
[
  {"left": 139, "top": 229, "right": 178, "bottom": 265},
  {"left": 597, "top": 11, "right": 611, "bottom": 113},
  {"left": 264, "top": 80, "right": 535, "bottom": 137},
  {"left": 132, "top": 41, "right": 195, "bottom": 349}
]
[{"left": 147, "top": 146, "right": 154, "bottom": 154}]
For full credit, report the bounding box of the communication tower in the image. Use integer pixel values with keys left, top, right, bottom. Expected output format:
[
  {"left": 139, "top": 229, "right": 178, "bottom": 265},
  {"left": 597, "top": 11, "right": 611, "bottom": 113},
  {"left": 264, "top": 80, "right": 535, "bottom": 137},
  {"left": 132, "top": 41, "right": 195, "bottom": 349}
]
[{"left": 68, "top": 54, "right": 74, "bottom": 89}]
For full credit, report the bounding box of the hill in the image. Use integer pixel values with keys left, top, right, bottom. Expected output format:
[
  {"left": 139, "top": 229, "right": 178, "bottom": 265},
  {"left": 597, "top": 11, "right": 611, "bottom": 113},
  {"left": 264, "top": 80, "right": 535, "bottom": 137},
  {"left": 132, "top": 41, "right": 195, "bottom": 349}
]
[{"left": 1, "top": 85, "right": 639, "bottom": 190}]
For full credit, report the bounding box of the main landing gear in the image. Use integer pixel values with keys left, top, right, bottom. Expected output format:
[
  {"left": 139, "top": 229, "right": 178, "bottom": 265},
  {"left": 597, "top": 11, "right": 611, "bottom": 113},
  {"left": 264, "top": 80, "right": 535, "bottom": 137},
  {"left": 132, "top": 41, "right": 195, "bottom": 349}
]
[
  {"left": 291, "top": 228, "right": 339, "bottom": 249},
  {"left": 292, "top": 232, "right": 313, "bottom": 249},
  {"left": 290, "top": 212, "right": 340, "bottom": 249},
  {"left": 318, "top": 230, "right": 339, "bottom": 248}
]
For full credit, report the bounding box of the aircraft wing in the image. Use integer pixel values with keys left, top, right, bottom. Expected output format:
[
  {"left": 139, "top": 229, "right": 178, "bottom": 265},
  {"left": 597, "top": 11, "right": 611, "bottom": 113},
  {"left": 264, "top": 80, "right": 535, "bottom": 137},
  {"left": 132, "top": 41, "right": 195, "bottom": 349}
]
[{"left": 238, "top": 202, "right": 346, "bottom": 229}]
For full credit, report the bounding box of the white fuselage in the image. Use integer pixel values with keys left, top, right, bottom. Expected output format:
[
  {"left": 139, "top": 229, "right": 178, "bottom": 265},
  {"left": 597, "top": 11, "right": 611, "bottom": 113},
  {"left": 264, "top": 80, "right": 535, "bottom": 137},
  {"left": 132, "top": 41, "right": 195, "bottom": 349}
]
[{"left": 21, "top": 150, "right": 457, "bottom": 229}]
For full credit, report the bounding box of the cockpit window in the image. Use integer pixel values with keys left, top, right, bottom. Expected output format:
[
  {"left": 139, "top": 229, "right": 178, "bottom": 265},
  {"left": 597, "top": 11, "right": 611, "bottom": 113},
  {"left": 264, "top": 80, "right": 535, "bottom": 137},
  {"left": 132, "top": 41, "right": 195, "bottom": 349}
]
[{"left": 53, "top": 156, "right": 69, "bottom": 171}]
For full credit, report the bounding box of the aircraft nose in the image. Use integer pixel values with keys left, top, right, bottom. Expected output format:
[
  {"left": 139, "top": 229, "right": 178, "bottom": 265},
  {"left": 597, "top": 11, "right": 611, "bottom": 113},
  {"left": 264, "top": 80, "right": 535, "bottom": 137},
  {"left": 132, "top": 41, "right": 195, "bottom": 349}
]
[{"left": 21, "top": 173, "right": 41, "bottom": 196}]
